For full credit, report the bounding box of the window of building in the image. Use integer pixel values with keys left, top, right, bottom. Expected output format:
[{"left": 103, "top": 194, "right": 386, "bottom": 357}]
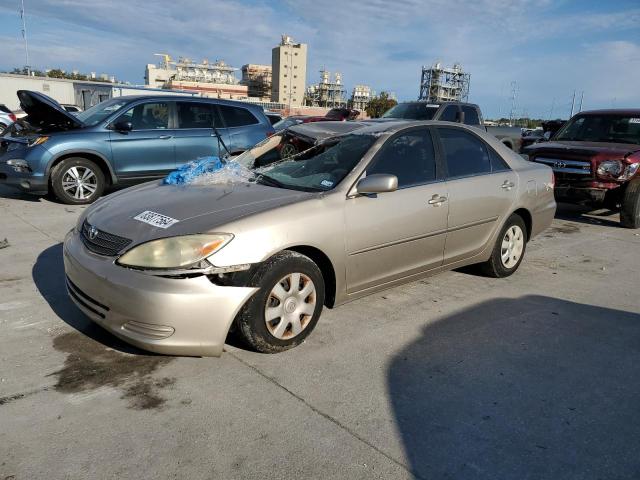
[
  {"left": 437, "top": 127, "right": 492, "bottom": 178},
  {"left": 217, "top": 105, "right": 259, "bottom": 127},
  {"left": 366, "top": 129, "right": 437, "bottom": 188}
]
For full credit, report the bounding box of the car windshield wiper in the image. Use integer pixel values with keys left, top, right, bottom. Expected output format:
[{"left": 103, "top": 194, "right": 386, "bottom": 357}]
[{"left": 255, "top": 173, "right": 289, "bottom": 189}]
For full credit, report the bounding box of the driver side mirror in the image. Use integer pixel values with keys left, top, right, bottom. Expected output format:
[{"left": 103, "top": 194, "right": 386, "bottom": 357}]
[
  {"left": 355, "top": 174, "right": 398, "bottom": 195},
  {"left": 113, "top": 120, "right": 133, "bottom": 132}
]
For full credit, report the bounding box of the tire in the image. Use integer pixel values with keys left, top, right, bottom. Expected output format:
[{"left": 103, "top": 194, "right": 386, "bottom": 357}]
[
  {"left": 235, "top": 251, "right": 325, "bottom": 353},
  {"left": 50, "top": 157, "right": 105, "bottom": 205},
  {"left": 620, "top": 179, "right": 640, "bottom": 229},
  {"left": 480, "top": 214, "right": 528, "bottom": 278}
]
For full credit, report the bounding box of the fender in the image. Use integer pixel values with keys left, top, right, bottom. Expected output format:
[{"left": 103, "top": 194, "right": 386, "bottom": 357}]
[{"left": 46, "top": 149, "right": 118, "bottom": 184}]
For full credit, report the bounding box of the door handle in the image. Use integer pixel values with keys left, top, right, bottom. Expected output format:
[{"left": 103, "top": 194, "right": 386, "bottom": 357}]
[
  {"left": 501, "top": 180, "right": 515, "bottom": 190},
  {"left": 158, "top": 135, "right": 173, "bottom": 140},
  {"left": 428, "top": 194, "right": 447, "bottom": 206}
]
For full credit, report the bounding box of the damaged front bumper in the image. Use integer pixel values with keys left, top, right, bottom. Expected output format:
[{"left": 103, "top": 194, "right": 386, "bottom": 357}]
[{"left": 63, "top": 230, "right": 258, "bottom": 357}]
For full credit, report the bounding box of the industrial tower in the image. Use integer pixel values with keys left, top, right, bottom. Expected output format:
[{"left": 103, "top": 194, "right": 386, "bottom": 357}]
[{"left": 419, "top": 62, "right": 470, "bottom": 103}]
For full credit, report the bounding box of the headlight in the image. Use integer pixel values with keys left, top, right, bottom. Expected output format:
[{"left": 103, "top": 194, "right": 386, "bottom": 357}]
[
  {"left": 596, "top": 160, "right": 623, "bottom": 179},
  {"left": 117, "top": 234, "right": 233, "bottom": 269},
  {"left": 619, "top": 162, "right": 640, "bottom": 181},
  {"left": 28, "top": 136, "right": 49, "bottom": 147}
]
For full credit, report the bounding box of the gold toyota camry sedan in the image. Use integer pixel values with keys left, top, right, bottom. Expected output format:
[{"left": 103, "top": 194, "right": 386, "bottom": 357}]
[{"left": 63, "top": 121, "right": 556, "bottom": 356}]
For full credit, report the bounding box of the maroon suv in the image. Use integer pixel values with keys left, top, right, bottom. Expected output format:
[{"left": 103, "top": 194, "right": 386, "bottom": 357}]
[{"left": 525, "top": 109, "right": 640, "bottom": 228}]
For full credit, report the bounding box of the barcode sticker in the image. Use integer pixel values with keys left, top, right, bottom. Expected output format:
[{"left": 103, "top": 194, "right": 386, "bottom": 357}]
[{"left": 133, "top": 211, "right": 179, "bottom": 229}]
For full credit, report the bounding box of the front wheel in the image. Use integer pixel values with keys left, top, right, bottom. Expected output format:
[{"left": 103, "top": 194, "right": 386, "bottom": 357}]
[
  {"left": 620, "top": 180, "right": 640, "bottom": 229},
  {"left": 235, "top": 251, "right": 325, "bottom": 353},
  {"left": 480, "top": 214, "right": 527, "bottom": 278},
  {"left": 50, "top": 157, "right": 105, "bottom": 205}
]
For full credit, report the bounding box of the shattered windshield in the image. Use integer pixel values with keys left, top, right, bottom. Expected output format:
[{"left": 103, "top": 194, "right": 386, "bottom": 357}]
[
  {"left": 382, "top": 103, "right": 438, "bottom": 120},
  {"left": 75, "top": 98, "right": 129, "bottom": 127},
  {"left": 555, "top": 114, "right": 640, "bottom": 145},
  {"left": 256, "top": 134, "right": 377, "bottom": 192}
]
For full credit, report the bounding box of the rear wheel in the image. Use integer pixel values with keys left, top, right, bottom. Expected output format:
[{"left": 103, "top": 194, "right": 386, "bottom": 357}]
[
  {"left": 50, "top": 157, "right": 105, "bottom": 205},
  {"left": 621, "top": 179, "right": 640, "bottom": 229},
  {"left": 480, "top": 214, "right": 527, "bottom": 277},
  {"left": 235, "top": 251, "right": 325, "bottom": 353}
]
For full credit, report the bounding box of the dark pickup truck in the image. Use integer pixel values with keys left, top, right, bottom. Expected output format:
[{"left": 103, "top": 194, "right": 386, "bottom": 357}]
[
  {"left": 525, "top": 109, "right": 640, "bottom": 228},
  {"left": 380, "top": 101, "right": 523, "bottom": 152}
]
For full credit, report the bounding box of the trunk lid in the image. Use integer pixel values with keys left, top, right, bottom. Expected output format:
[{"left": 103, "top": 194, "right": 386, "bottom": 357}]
[{"left": 17, "top": 90, "right": 84, "bottom": 132}]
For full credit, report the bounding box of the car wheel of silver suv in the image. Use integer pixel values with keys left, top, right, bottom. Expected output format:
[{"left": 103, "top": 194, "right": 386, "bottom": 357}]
[
  {"left": 480, "top": 213, "right": 528, "bottom": 278},
  {"left": 235, "top": 250, "right": 325, "bottom": 353},
  {"left": 51, "top": 157, "right": 105, "bottom": 205}
]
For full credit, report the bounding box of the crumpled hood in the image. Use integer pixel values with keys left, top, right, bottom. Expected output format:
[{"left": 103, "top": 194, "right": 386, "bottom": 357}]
[{"left": 86, "top": 180, "right": 313, "bottom": 244}]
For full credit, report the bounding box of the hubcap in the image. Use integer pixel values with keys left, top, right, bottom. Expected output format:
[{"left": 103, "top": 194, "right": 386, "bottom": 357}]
[
  {"left": 61, "top": 166, "right": 97, "bottom": 200},
  {"left": 265, "top": 272, "right": 316, "bottom": 340},
  {"left": 501, "top": 225, "right": 524, "bottom": 268}
]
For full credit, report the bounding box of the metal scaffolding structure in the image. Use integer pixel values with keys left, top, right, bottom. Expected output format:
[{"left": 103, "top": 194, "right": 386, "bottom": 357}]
[
  {"left": 241, "top": 64, "right": 272, "bottom": 100},
  {"left": 419, "top": 62, "right": 470, "bottom": 102},
  {"left": 349, "top": 85, "right": 372, "bottom": 112},
  {"left": 305, "top": 69, "right": 347, "bottom": 108}
]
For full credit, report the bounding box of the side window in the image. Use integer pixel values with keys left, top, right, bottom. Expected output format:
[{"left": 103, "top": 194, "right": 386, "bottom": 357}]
[
  {"left": 488, "top": 147, "right": 511, "bottom": 172},
  {"left": 118, "top": 102, "right": 169, "bottom": 130},
  {"left": 366, "top": 129, "right": 437, "bottom": 188},
  {"left": 218, "top": 105, "right": 259, "bottom": 127},
  {"left": 438, "top": 128, "right": 492, "bottom": 178},
  {"left": 461, "top": 106, "right": 480, "bottom": 125},
  {"left": 177, "top": 102, "right": 216, "bottom": 129},
  {"left": 439, "top": 105, "right": 459, "bottom": 122}
]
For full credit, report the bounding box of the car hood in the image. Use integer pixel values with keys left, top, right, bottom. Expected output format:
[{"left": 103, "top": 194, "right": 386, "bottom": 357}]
[
  {"left": 86, "top": 180, "right": 314, "bottom": 244},
  {"left": 526, "top": 140, "right": 640, "bottom": 157},
  {"left": 17, "top": 90, "right": 84, "bottom": 132}
]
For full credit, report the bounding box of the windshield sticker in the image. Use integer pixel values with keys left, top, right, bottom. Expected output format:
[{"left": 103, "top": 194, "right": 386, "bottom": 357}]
[
  {"left": 133, "top": 211, "right": 179, "bottom": 229},
  {"left": 629, "top": 118, "right": 640, "bottom": 124},
  {"left": 320, "top": 179, "right": 334, "bottom": 187}
]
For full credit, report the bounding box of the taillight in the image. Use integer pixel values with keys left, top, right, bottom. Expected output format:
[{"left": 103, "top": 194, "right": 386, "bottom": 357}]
[{"left": 9, "top": 113, "right": 17, "bottom": 122}]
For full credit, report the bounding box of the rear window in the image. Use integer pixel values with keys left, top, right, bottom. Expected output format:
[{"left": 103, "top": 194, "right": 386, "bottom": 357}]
[
  {"left": 382, "top": 103, "right": 438, "bottom": 120},
  {"left": 218, "top": 105, "right": 259, "bottom": 127},
  {"left": 461, "top": 106, "right": 481, "bottom": 125}
]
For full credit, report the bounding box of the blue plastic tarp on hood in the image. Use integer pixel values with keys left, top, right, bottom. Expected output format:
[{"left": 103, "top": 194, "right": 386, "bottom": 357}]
[{"left": 163, "top": 156, "right": 224, "bottom": 185}]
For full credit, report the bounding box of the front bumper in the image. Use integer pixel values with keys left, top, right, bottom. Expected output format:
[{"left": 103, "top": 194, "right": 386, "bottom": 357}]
[
  {"left": 62, "top": 230, "right": 258, "bottom": 356},
  {"left": 0, "top": 161, "right": 48, "bottom": 194}
]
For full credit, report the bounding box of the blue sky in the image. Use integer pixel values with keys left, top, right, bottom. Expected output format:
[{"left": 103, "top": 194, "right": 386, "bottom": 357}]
[{"left": 1, "top": 0, "right": 639, "bottom": 118}]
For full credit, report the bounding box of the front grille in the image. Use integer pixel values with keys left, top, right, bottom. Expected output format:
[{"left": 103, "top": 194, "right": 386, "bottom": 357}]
[
  {"left": 81, "top": 220, "right": 132, "bottom": 256},
  {"left": 533, "top": 157, "right": 592, "bottom": 176}
]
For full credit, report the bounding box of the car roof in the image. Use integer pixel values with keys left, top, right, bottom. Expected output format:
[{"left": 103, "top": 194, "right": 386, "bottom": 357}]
[
  {"left": 109, "top": 95, "right": 264, "bottom": 109},
  {"left": 574, "top": 109, "right": 640, "bottom": 116}
]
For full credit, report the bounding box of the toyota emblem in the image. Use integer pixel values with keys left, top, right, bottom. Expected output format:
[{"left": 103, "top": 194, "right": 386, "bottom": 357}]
[
  {"left": 554, "top": 161, "right": 567, "bottom": 169},
  {"left": 88, "top": 225, "right": 98, "bottom": 240}
]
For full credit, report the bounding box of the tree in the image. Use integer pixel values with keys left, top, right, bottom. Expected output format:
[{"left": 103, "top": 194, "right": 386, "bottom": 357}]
[
  {"left": 46, "top": 69, "right": 66, "bottom": 79},
  {"left": 366, "top": 91, "right": 397, "bottom": 118}
]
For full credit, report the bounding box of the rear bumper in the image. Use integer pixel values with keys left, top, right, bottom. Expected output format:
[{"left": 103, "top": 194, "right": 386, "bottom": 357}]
[
  {"left": 532, "top": 198, "right": 557, "bottom": 238},
  {"left": 62, "top": 230, "right": 258, "bottom": 357}
]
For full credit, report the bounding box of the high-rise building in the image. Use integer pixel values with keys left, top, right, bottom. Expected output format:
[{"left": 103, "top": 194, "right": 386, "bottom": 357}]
[{"left": 271, "top": 35, "right": 307, "bottom": 108}]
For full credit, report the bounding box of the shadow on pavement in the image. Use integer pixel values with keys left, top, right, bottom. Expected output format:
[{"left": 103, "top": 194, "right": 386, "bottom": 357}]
[
  {"left": 555, "top": 202, "right": 622, "bottom": 228},
  {"left": 388, "top": 295, "right": 640, "bottom": 480},
  {"left": 32, "top": 243, "right": 144, "bottom": 354}
]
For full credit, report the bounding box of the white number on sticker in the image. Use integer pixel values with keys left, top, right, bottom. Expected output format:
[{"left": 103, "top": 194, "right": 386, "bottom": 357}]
[
  {"left": 133, "top": 211, "right": 179, "bottom": 229},
  {"left": 629, "top": 118, "right": 640, "bottom": 124}
]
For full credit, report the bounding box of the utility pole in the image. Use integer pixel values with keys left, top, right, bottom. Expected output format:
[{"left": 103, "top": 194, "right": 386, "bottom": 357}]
[
  {"left": 20, "top": 0, "right": 30, "bottom": 75},
  {"left": 578, "top": 91, "right": 584, "bottom": 112},
  {"left": 569, "top": 90, "right": 576, "bottom": 118},
  {"left": 508, "top": 81, "right": 517, "bottom": 127},
  {"left": 549, "top": 97, "right": 556, "bottom": 120}
]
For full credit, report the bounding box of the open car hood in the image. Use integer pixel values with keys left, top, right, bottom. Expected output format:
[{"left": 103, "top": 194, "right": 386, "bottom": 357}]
[{"left": 17, "top": 90, "right": 84, "bottom": 132}]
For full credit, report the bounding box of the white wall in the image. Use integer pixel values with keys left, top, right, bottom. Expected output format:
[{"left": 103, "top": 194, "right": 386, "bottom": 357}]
[{"left": 0, "top": 74, "right": 76, "bottom": 110}]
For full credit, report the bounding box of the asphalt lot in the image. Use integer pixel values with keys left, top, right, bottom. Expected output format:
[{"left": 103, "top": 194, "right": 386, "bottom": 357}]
[{"left": 1, "top": 184, "right": 639, "bottom": 480}]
